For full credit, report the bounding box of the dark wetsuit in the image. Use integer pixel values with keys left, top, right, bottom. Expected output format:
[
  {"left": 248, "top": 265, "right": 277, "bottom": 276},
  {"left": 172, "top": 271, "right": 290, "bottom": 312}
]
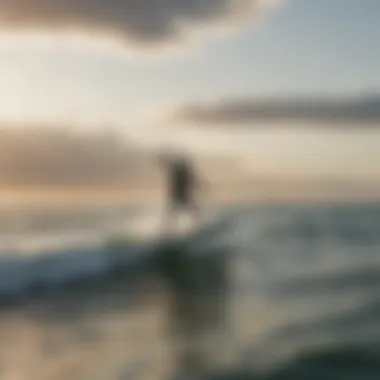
[{"left": 168, "top": 160, "right": 194, "bottom": 208}]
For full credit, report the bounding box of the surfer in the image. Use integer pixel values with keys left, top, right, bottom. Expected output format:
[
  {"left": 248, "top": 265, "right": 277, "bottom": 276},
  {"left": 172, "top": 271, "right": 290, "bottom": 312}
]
[{"left": 159, "top": 152, "right": 204, "bottom": 233}]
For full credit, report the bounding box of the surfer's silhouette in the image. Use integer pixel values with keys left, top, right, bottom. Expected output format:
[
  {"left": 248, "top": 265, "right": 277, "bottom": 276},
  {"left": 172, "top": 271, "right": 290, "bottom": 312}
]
[{"left": 159, "top": 153, "right": 203, "bottom": 234}]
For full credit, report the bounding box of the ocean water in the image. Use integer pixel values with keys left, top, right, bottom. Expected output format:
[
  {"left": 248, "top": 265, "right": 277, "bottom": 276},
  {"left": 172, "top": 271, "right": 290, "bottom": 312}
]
[{"left": 0, "top": 202, "right": 379, "bottom": 380}]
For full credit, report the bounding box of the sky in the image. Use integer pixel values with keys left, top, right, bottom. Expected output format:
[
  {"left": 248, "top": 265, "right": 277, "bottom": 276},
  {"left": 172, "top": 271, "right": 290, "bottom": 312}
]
[{"left": 0, "top": 0, "right": 379, "bottom": 185}]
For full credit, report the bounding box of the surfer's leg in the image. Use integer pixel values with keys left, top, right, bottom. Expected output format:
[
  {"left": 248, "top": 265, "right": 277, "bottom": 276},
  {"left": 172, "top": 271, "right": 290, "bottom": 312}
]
[
  {"left": 188, "top": 199, "right": 201, "bottom": 227},
  {"left": 162, "top": 201, "right": 177, "bottom": 235}
]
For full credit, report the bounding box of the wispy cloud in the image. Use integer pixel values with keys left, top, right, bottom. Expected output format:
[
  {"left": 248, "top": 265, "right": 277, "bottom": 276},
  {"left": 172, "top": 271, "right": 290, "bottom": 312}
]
[
  {"left": 0, "top": 0, "right": 275, "bottom": 47},
  {"left": 0, "top": 126, "right": 155, "bottom": 187},
  {"left": 173, "top": 95, "right": 380, "bottom": 126}
]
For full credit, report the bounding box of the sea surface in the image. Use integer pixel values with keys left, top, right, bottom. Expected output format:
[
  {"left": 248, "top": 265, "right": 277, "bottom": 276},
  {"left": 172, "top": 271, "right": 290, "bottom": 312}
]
[{"left": 0, "top": 202, "right": 379, "bottom": 380}]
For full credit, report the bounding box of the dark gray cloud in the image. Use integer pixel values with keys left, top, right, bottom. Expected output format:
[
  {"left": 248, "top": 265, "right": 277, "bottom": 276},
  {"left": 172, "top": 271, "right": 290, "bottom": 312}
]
[
  {"left": 0, "top": 126, "right": 157, "bottom": 187},
  {"left": 0, "top": 0, "right": 260, "bottom": 46},
  {"left": 175, "top": 95, "right": 380, "bottom": 126}
]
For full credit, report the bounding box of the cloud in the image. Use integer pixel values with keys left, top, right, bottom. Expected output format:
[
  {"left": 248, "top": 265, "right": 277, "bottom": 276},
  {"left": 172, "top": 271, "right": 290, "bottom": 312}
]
[
  {"left": 0, "top": 126, "right": 158, "bottom": 188},
  {"left": 174, "top": 95, "right": 380, "bottom": 126},
  {"left": 0, "top": 0, "right": 270, "bottom": 47}
]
